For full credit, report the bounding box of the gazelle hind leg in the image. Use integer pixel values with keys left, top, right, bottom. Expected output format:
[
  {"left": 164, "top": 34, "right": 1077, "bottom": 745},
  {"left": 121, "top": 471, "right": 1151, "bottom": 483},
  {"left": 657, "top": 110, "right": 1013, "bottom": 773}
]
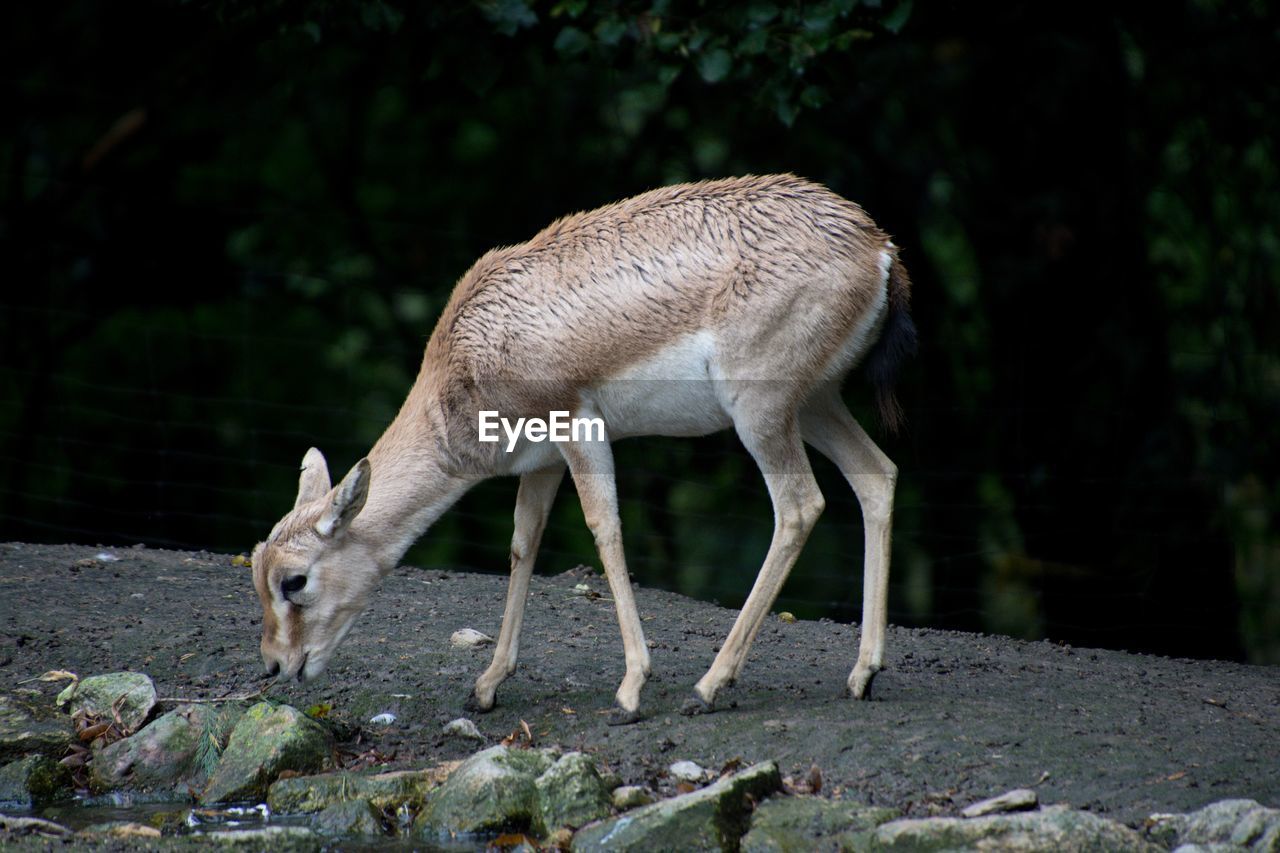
[
  {"left": 800, "top": 388, "right": 897, "bottom": 699},
  {"left": 470, "top": 464, "right": 565, "bottom": 711},
  {"left": 558, "top": 430, "right": 651, "bottom": 723},
  {"left": 687, "top": 407, "right": 824, "bottom": 712}
]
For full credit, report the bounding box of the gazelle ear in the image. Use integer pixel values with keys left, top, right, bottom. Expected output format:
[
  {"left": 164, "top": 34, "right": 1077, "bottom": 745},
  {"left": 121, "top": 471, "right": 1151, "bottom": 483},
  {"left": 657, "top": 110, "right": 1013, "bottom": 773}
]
[
  {"left": 295, "top": 447, "right": 332, "bottom": 509},
  {"left": 315, "top": 458, "right": 371, "bottom": 539}
]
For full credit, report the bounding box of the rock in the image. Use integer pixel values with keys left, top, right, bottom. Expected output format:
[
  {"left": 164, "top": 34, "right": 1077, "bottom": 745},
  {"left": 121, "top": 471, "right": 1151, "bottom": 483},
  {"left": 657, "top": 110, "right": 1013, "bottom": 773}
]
[
  {"left": 0, "top": 813, "right": 73, "bottom": 837},
  {"left": 573, "top": 760, "right": 782, "bottom": 852},
  {"left": 613, "top": 785, "right": 654, "bottom": 810},
  {"left": 547, "top": 826, "right": 575, "bottom": 849},
  {"left": 450, "top": 628, "right": 495, "bottom": 648},
  {"left": 443, "top": 717, "right": 485, "bottom": 741},
  {"left": 669, "top": 760, "right": 707, "bottom": 783},
  {"left": 56, "top": 672, "right": 156, "bottom": 732},
  {"left": 871, "top": 804, "right": 1159, "bottom": 852},
  {"left": 0, "top": 693, "right": 75, "bottom": 762},
  {"left": 268, "top": 765, "right": 454, "bottom": 814},
  {"left": 200, "top": 702, "right": 334, "bottom": 805},
  {"left": 960, "top": 787, "right": 1039, "bottom": 818},
  {"left": 90, "top": 703, "right": 242, "bottom": 794},
  {"left": 1146, "top": 798, "right": 1280, "bottom": 851},
  {"left": 741, "top": 795, "right": 899, "bottom": 852},
  {"left": 368, "top": 712, "right": 397, "bottom": 725},
  {"left": 78, "top": 821, "right": 161, "bottom": 838},
  {"left": 311, "top": 798, "right": 387, "bottom": 836},
  {"left": 0, "top": 755, "right": 72, "bottom": 808},
  {"left": 535, "top": 752, "right": 613, "bottom": 834},
  {"left": 193, "top": 825, "right": 320, "bottom": 850},
  {"left": 414, "top": 745, "right": 554, "bottom": 837}
]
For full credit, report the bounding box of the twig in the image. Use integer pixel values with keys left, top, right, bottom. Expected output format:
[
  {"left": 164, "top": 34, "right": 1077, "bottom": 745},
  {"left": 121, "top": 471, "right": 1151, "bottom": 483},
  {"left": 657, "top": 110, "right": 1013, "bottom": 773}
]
[{"left": 158, "top": 680, "right": 273, "bottom": 705}]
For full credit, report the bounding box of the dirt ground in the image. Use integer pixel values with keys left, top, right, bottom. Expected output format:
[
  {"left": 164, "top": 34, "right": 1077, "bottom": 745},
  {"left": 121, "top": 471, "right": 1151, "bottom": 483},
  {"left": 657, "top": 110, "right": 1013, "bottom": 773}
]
[{"left": 1, "top": 542, "right": 1277, "bottom": 827}]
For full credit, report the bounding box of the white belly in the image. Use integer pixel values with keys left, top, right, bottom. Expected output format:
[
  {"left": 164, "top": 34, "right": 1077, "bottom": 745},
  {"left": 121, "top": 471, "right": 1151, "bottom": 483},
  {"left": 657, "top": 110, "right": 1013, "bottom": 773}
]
[{"left": 588, "top": 331, "right": 733, "bottom": 439}]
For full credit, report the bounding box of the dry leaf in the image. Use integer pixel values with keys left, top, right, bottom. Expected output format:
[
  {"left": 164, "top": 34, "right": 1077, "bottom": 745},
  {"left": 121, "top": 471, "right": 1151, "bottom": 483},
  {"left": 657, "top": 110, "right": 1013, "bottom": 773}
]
[
  {"left": 33, "top": 670, "right": 78, "bottom": 684},
  {"left": 78, "top": 723, "right": 111, "bottom": 742}
]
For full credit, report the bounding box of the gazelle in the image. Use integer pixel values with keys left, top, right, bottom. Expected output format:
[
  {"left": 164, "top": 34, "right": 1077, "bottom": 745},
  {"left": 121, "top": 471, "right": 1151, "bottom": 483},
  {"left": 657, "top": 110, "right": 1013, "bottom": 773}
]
[{"left": 252, "top": 174, "right": 916, "bottom": 723}]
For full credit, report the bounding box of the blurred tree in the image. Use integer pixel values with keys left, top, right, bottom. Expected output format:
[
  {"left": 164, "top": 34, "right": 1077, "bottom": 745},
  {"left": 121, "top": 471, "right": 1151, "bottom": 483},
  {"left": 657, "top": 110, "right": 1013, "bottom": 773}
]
[{"left": 1, "top": 0, "right": 1276, "bottom": 661}]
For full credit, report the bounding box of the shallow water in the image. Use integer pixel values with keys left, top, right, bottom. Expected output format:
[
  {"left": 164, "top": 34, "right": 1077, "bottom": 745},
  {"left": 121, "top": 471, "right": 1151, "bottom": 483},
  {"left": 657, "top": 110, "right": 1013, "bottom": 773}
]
[{"left": 21, "top": 795, "right": 481, "bottom": 850}]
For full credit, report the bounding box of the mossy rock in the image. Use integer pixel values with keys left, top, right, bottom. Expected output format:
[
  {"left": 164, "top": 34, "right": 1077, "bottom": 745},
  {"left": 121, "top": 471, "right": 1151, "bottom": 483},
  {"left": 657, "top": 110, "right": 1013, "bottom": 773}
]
[
  {"left": 534, "top": 752, "right": 613, "bottom": 835},
  {"left": 572, "top": 760, "right": 782, "bottom": 852},
  {"left": 414, "top": 745, "right": 555, "bottom": 837},
  {"left": 0, "top": 754, "right": 73, "bottom": 808},
  {"left": 268, "top": 765, "right": 450, "bottom": 814},
  {"left": 741, "top": 795, "right": 899, "bottom": 852},
  {"left": 91, "top": 703, "right": 243, "bottom": 794},
  {"left": 1145, "top": 798, "right": 1280, "bottom": 851},
  {"left": 0, "top": 693, "right": 75, "bottom": 763},
  {"left": 56, "top": 672, "right": 156, "bottom": 732},
  {"left": 311, "top": 798, "right": 388, "bottom": 837},
  {"left": 870, "top": 805, "right": 1159, "bottom": 852},
  {"left": 200, "top": 703, "right": 333, "bottom": 805}
]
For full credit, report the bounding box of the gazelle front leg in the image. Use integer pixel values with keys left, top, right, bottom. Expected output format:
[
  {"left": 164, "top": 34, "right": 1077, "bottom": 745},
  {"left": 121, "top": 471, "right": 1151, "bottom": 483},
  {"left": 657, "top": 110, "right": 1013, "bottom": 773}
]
[
  {"left": 686, "top": 410, "right": 825, "bottom": 713},
  {"left": 469, "top": 464, "right": 565, "bottom": 712},
  {"left": 558, "top": 430, "right": 651, "bottom": 724}
]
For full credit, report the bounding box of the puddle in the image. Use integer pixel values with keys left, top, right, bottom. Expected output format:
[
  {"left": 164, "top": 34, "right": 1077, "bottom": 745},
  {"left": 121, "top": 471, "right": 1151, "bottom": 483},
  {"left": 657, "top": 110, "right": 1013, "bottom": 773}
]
[{"left": 17, "top": 794, "right": 501, "bottom": 850}]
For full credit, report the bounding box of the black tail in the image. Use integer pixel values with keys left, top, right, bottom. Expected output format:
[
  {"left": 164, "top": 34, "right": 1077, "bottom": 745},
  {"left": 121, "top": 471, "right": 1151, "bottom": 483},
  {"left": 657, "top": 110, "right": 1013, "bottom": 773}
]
[{"left": 864, "top": 256, "right": 917, "bottom": 434}]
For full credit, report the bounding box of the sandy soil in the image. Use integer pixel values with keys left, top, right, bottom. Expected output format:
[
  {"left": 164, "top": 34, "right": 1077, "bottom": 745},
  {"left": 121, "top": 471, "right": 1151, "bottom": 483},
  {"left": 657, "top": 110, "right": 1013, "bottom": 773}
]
[{"left": 1, "top": 542, "right": 1276, "bottom": 826}]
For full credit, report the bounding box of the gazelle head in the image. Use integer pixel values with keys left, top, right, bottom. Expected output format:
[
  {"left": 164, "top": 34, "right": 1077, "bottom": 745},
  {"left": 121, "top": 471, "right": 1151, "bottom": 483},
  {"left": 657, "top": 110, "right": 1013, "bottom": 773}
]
[{"left": 252, "top": 447, "right": 374, "bottom": 682}]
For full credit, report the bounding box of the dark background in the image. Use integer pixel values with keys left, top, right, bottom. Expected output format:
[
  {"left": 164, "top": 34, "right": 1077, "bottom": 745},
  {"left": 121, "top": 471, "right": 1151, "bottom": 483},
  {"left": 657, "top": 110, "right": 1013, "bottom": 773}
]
[{"left": 3, "top": 1, "right": 1277, "bottom": 664}]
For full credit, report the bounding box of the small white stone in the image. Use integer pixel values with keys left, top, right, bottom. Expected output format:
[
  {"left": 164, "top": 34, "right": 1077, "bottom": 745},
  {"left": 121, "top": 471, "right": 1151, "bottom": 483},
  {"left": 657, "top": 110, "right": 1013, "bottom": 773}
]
[
  {"left": 450, "top": 628, "right": 495, "bottom": 648},
  {"left": 668, "top": 760, "right": 706, "bottom": 783},
  {"left": 612, "top": 785, "right": 653, "bottom": 809},
  {"left": 368, "top": 712, "right": 397, "bottom": 725},
  {"left": 95, "top": 552, "right": 120, "bottom": 562},
  {"left": 442, "top": 718, "right": 484, "bottom": 741},
  {"left": 962, "top": 788, "right": 1039, "bottom": 818}
]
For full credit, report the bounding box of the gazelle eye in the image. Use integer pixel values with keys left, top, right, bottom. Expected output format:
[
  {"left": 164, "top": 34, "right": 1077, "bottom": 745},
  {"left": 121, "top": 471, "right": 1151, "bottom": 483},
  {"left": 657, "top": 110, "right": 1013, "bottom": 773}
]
[{"left": 282, "top": 575, "right": 307, "bottom": 596}]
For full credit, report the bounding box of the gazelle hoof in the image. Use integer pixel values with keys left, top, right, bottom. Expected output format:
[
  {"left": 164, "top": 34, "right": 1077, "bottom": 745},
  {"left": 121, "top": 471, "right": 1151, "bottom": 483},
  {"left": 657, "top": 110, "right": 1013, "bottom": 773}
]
[
  {"left": 607, "top": 704, "right": 643, "bottom": 726},
  {"left": 679, "top": 694, "right": 714, "bottom": 716},
  {"left": 463, "top": 692, "right": 495, "bottom": 714},
  {"left": 849, "top": 666, "right": 879, "bottom": 700}
]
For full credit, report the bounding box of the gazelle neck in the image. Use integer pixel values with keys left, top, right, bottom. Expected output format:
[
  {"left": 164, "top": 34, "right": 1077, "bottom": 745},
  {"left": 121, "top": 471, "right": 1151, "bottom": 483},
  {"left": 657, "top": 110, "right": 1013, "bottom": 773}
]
[{"left": 355, "top": 400, "right": 473, "bottom": 573}]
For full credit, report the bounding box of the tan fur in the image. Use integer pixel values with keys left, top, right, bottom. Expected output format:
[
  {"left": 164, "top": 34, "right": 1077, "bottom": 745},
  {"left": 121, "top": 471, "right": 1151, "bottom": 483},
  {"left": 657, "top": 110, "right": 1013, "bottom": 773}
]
[{"left": 252, "top": 174, "right": 908, "bottom": 715}]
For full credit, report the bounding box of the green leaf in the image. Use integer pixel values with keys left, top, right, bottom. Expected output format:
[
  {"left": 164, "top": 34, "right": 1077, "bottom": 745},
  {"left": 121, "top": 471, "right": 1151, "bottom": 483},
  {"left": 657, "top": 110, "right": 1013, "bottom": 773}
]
[
  {"left": 882, "top": 0, "right": 913, "bottom": 34},
  {"left": 554, "top": 26, "right": 592, "bottom": 56},
  {"left": 653, "top": 32, "right": 682, "bottom": 52},
  {"left": 773, "top": 85, "right": 799, "bottom": 126},
  {"left": 738, "top": 29, "right": 769, "bottom": 56},
  {"left": 480, "top": 0, "right": 537, "bottom": 36},
  {"left": 746, "top": 2, "right": 779, "bottom": 25},
  {"left": 658, "top": 64, "right": 683, "bottom": 86},
  {"left": 361, "top": 0, "right": 404, "bottom": 33},
  {"left": 802, "top": 2, "right": 838, "bottom": 33},
  {"left": 301, "top": 20, "right": 321, "bottom": 44},
  {"left": 800, "top": 84, "right": 829, "bottom": 109},
  {"left": 595, "top": 17, "right": 629, "bottom": 46},
  {"left": 697, "top": 48, "right": 733, "bottom": 83},
  {"left": 550, "top": 0, "right": 588, "bottom": 18},
  {"left": 833, "top": 28, "right": 875, "bottom": 50}
]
